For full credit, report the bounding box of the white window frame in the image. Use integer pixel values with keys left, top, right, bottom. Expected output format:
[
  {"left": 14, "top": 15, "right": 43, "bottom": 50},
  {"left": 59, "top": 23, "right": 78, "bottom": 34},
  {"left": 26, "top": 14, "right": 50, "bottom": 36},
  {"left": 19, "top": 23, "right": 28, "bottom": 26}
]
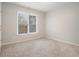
[{"left": 17, "top": 11, "right": 38, "bottom": 35}]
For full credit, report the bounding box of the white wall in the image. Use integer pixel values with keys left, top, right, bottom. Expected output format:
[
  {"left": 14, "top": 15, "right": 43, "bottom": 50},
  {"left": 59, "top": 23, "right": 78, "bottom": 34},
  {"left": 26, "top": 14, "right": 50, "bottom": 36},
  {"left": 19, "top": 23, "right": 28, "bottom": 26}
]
[
  {"left": 2, "top": 2, "right": 45, "bottom": 45},
  {"left": 45, "top": 4, "right": 79, "bottom": 44},
  {"left": 0, "top": 2, "right": 1, "bottom": 52}
]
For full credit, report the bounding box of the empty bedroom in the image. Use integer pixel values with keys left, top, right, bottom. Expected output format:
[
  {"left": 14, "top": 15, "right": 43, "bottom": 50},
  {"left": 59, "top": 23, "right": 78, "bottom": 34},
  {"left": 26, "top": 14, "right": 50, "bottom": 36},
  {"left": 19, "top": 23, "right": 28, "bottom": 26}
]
[{"left": 0, "top": 2, "right": 79, "bottom": 57}]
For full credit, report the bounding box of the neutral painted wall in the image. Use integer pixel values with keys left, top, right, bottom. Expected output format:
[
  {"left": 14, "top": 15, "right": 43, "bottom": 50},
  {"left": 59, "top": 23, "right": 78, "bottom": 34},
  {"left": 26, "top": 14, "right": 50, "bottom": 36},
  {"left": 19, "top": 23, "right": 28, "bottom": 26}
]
[
  {"left": 2, "top": 2, "right": 45, "bottom": 45},
  {"left": 0, "top": 2, "right": 1, "bottom": 26},
  {"left": 0, "top": 2, "right": 1, "bottom": 52},
  {"left": 45, "top": 4, "right": 79, "bottom": 44},
  {"left": 0, "top": 2, "right": 1, "bottom": 41}
]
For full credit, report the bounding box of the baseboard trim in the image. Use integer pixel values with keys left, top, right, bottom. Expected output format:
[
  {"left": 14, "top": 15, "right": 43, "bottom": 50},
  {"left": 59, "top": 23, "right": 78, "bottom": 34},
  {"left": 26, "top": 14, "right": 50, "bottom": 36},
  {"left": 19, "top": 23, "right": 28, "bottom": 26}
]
[
  {"left": 46, "top": 36, "right": 79, "bottom": 47},
  {"left": 2, "top": 37, "right": 42, "bottom": 46},
  {"left": 2, "top": 36, "right": 79, "bottom": 47}
]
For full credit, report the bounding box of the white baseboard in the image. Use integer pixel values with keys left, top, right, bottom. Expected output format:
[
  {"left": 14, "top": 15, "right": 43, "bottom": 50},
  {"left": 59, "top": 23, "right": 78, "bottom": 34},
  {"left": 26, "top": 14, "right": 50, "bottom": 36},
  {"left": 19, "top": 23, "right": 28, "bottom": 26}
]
[
  {"left": 46, "top": 36, "right": 79, "bottom": 47},
  {"left": 2, "top": 36, "right": 79, "bottom": 47},
  {"left": 2, "top": 37, "right": 42, "bottom": 46}
]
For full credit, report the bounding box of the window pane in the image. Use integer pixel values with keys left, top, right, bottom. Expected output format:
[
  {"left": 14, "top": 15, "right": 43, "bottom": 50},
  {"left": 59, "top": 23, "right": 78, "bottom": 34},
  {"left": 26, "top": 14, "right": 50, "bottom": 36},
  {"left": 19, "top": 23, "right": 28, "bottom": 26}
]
[
  {"left": 29, "top": 25, "right": 36, "bottom": 32},
  {"left": 29, "top": 16, "right": 36, "bottom": 25},
  {"left": 18, "top": 13, "right": 29, "bottom": 34},
  {"left": 29, "top": 16, "right": 36, "bottom": 32}
]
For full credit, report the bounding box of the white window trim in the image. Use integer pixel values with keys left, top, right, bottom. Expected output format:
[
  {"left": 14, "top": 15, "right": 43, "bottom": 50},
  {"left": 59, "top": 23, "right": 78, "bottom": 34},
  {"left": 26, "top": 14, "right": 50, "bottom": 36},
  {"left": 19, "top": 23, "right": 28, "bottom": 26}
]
[{"left": 17, "top": 11, "right": 38, "bottom": 35}]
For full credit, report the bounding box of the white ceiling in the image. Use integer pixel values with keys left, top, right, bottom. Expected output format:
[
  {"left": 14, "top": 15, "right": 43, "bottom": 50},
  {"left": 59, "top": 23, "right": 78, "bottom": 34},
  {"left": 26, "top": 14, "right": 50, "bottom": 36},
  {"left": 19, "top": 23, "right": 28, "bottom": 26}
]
[{"left": 13, "top": 2, "right": 79, "bottom": 12}]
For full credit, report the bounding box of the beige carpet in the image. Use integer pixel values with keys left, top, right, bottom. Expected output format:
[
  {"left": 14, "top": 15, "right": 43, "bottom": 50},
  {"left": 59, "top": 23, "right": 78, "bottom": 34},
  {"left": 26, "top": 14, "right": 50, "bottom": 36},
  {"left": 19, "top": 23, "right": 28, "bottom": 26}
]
[{"left": 0, "top": 39, "right": 79, "bottom": 57}]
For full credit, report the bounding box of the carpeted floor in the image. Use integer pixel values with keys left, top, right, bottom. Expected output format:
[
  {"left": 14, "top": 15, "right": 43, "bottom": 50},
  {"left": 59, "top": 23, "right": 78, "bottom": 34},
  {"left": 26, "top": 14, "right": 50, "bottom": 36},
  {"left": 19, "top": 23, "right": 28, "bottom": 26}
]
[{"left": 0, "top": 39, "right": 79, "bottom": 57}]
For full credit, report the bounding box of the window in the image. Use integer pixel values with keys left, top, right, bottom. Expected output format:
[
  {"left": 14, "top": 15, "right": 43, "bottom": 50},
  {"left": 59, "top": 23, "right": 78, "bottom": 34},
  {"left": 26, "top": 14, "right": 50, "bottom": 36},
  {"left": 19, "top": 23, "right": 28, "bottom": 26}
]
[
  {"left": 29, "top": 16, "right": 36, "bottom": 32},
  {"left": 17, "top": 11, "right": 38, "bottom": 34}
]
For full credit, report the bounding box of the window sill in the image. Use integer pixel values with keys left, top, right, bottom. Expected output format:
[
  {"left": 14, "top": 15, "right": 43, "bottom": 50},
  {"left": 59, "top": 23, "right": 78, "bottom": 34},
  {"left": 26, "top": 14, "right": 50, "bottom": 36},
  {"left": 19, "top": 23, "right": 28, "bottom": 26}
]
[{"left": 16, "top": 32, "right": 38, "bottom": 35}]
